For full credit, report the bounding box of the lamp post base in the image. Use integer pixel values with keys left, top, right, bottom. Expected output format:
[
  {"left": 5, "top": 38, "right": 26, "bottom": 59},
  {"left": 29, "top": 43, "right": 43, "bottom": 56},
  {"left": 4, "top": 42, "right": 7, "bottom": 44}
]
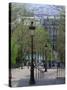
[{"left": 29, "top": 66, "right": 35, "bottom": 85}]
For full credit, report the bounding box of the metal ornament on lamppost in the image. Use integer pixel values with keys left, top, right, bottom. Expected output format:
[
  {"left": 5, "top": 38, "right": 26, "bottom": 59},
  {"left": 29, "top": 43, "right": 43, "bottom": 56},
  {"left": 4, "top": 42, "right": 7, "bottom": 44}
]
[
  {"left": 29, "top": 21, "right": 36, "bottom": 85},
  {"left": 45, "top": 43, "right": 48, "bottom": 72}
]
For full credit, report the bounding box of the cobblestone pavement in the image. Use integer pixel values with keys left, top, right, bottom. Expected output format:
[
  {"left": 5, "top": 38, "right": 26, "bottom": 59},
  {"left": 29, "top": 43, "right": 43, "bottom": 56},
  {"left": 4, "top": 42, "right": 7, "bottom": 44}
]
[{"left": 11, "top": 66, "right": 65, "bottom": 87}]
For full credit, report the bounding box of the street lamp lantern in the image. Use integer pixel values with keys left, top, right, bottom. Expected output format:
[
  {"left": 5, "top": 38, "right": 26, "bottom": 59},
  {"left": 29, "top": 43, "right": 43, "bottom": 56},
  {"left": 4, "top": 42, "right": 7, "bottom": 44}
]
[
  {"left": 29, "top": 21, "right": 35, "bottom": 36},
  {"left": 29, "top": 21, "right": 36, "bottom": 85}
]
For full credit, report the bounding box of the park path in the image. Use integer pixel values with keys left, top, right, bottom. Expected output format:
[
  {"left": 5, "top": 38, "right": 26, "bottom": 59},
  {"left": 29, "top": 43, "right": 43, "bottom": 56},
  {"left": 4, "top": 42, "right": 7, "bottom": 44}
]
[{"left": 11, "top": 66, "right": 65, "bottom": 87}]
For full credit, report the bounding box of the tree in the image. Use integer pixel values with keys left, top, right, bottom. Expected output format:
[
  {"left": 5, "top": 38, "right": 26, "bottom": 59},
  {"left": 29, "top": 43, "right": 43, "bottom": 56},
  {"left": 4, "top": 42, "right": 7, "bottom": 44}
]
[{"left": 57, "top": 10, "right": 65, "bottom": 63}]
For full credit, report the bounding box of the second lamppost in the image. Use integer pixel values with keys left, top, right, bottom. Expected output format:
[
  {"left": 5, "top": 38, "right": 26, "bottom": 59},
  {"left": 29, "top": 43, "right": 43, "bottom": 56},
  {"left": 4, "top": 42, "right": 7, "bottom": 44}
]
[
  {"left": 29, "top": 21, "right": 36, "bottom": 84},
  {"left": 45, "top": 44, "right": 48, "bottom": 72}
]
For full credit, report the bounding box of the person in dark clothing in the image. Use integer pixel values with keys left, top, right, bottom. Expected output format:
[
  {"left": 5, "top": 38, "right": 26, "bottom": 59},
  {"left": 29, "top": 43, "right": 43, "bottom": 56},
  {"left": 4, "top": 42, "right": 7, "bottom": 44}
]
[{"left": 57, "top": 62, "right": 60, "bottom": 68}]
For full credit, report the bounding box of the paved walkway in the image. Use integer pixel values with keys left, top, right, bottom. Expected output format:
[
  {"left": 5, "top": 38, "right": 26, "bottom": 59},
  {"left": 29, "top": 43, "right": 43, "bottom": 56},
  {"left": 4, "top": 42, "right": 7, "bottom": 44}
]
[{"left": 11, "top": 66, "right": 65, "bottom": 87}]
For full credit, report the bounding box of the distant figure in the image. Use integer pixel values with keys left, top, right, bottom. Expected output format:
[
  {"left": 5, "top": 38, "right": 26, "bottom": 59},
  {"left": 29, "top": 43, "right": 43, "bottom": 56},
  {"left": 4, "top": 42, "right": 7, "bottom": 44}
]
[
  {"left": 27, "top": 62, "right": 29, "bottom": 69},
  {"left": 49, "top": 63, "right": 51, "bottom": 68},
  {"left": 57, "top": 62, "right": 60, "bottom": 68},
  {"left": 43, "top": 63, "right": 45, "bottom": 69}
]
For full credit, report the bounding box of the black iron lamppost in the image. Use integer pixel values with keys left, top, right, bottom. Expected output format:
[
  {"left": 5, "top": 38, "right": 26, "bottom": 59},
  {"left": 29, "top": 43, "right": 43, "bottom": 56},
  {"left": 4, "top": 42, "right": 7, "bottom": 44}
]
[
  {"left": 45, "top": 43, "right": 48, "bottom": 72},
  {"left": 29, "top": 21, "right": 36, "bottom": 84}
]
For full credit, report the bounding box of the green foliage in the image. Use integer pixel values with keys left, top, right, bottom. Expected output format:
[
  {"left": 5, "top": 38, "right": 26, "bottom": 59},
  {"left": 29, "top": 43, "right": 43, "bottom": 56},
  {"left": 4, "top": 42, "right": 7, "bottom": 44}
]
[
  {"left": 11, "top": 3, "right": 65, "bottom": 67},
  {"left": 57, "top": 14, "right": 65, "bottom": 62},
  {"left": 11, "top": 41, "right": 18, "bottom": 64}
]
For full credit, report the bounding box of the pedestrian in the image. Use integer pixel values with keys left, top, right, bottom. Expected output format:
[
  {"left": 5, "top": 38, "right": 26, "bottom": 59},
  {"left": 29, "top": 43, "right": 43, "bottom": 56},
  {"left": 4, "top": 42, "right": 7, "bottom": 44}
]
[{"left": 57, "top": 62, "right": 60, "bottom": 68}]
